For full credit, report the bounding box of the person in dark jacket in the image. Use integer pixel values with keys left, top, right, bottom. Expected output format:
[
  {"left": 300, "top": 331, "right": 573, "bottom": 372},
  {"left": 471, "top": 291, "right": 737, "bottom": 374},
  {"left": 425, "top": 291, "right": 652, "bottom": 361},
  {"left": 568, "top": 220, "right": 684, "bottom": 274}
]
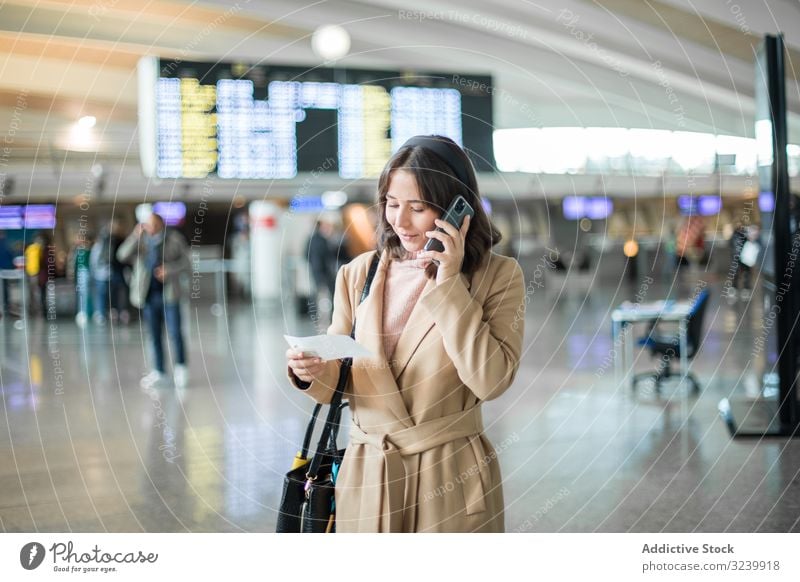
[
  {"left": 91, "top": 219, "right": 131, "bottom": 325},
  {"left": 306, "top": 220, "right": 337, "bottom": 299},
  {"left": 0, "top": 232, "right": 14, "bottom": 316},
  {"left": 37, "top": 233, "right": 56, "bottom": 319},
  {"left": 109, "top": 219, "right": 131, "bottom": 323}
]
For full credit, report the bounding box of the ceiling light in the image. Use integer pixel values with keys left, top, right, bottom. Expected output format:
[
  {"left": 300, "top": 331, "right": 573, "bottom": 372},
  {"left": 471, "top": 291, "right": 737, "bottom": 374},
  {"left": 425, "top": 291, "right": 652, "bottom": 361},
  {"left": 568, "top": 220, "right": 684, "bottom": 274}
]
[
  {"left": 78, "top": 116, "right": 96, "bottom": 128},
  {"left": 311, "top": 25, "right": 350, "bottom": 61}
]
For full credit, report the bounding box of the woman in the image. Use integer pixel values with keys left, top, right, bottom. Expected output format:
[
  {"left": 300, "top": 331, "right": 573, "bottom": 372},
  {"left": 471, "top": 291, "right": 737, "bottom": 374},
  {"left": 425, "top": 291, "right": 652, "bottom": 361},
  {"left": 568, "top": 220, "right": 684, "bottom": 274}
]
[{"left": 286, "top": 135, "right": 525, "bottom": 532}]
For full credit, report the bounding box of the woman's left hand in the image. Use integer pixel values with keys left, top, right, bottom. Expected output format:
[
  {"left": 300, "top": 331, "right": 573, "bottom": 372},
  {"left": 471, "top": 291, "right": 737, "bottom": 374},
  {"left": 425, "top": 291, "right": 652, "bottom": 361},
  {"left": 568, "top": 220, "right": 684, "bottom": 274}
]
[{"left": 420, "top": 215, "right": 471, "bottom": 285}]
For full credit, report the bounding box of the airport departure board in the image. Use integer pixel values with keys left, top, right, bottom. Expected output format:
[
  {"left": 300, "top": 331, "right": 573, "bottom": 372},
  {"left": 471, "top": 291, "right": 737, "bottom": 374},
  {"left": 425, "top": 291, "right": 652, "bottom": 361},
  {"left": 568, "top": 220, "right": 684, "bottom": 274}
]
[{"left": 138, "top": 58, "right": 494, "bottom": 179}]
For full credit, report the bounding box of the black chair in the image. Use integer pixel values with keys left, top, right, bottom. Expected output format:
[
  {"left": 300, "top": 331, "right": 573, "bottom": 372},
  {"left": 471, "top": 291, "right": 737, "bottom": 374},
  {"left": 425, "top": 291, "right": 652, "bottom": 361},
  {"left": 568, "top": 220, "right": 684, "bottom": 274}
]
[{"left": 632, "top": 288, "right": 709, "bottom": 394}]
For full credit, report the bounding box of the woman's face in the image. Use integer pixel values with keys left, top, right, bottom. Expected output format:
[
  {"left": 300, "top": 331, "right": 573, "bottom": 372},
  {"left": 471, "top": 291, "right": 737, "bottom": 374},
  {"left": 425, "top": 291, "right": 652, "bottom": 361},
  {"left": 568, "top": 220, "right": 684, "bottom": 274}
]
[{"left": 385, "top": 169, "right": 439, "bottom": 253}]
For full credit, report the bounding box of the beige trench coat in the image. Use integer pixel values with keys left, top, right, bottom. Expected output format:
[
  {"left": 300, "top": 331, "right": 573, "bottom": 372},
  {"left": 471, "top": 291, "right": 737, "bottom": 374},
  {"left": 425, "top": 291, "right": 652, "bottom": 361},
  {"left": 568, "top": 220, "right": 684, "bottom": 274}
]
[{"left": 289, "top": 248, "right": 525, "bottom": 532}]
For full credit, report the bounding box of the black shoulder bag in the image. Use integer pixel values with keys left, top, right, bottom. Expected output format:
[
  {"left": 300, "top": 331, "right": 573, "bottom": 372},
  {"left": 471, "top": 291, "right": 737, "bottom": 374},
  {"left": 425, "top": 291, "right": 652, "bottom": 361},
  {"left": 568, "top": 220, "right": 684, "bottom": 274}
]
[{"left": 277, "top": 253, "right": 380, "bottom": 533}]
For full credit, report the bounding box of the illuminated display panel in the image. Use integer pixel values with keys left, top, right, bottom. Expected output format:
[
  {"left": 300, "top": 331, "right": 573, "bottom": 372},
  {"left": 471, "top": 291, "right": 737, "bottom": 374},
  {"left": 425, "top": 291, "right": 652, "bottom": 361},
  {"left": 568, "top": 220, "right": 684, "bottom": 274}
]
[
  {"left": 0, "top": 205, "right": 57, "bottom": 230},
  {"left": 677, "top": 195, "right": 721, "bottom": 216},
  {"left": 562, "top": 196, "right": 613, "bottom": 220},
  {"left": 586, "top": 198, "right": 613, "bottom": 219},
  {"left": 697, "top": 196, "right": 722, "bottom": 216},
  {"left": 0, "top": 206, "right": 23, "bottom": 230},
  {"left": 145, "top": 60, "right": 493, "bottom": 179},
  {"left": 23, "top": 205, "right": 57, "bottom": 229},
  {"left": 759, "top": 191, "right": 775, "bottom": 213},
  {"left": 289, "top": 196, "right": 325, "bottom": 213}
]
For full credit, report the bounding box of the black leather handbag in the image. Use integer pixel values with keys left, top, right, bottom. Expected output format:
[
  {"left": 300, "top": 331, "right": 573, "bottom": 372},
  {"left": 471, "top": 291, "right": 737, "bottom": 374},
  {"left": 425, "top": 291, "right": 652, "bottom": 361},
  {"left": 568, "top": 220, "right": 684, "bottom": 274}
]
[
  {"left": 276, "top": 400, "right": 348, "bottom": 533},
  {"left": 276, "top": 254, "right": 379, "bottom": 533},
  {"left": 301, "top": 401, "right": 348, "bottom": 532},
  {"left": 275, "top": 401, "right": 322, "bottom": 533}
]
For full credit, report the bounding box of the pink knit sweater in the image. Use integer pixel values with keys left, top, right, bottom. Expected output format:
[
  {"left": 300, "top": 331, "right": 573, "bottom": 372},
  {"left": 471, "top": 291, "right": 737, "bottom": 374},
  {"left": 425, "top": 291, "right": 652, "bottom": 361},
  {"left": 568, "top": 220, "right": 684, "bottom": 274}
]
[{"left": 382, "top": 252, "right": 431, "bottom": 362}]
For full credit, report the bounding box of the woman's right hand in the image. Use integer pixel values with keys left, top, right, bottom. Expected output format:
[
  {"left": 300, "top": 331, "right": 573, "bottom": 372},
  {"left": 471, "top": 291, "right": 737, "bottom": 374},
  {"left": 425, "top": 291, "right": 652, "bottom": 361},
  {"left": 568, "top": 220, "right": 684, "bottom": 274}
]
[{"left": 286, "top": 348, "right": 326, "bottom": 383}]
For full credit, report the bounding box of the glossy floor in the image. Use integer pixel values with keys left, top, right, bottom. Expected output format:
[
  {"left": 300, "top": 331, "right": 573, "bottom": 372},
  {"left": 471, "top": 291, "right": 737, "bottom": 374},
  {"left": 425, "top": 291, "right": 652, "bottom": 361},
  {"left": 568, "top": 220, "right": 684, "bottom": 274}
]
[{"left": 1, "top": 269, "right": 799, "bottom": 532}]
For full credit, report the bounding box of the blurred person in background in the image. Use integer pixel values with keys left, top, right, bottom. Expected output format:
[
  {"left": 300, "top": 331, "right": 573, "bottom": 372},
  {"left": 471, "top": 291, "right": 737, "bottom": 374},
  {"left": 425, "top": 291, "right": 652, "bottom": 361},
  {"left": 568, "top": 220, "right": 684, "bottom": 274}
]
[
  {"left": 230, "top": 213, "right": 251, "bottom": 299},
  {"left": 306, "top": 219, "right": 337, "bottom": 307},
  {"left": 0, "top": 232, "right": 14, "bottom": 316},
  {"left": 735, "top": 225, "right": 762, "bottom": 301},
  {"left": 118, "top": 212, "right": 190, "bottom": 389},
  {"left": 70, "top": 231, "right": 93, "bottom": 328},
  {"left": 24, "top": 234, "right": 42, "bottom": 315},
  {"left": 330, "top": 221, "right": 353, "bottom": 272},
  {"left": 675, "top": 216, "right": 705, "bottom": 268},
  {"left": 660, "top": 221, "right": 678, "bottom": 282},
  {"left": 26, "top": 232, "right": 55, "bottom": 318},
  {"left": 728, "top": 222, "right": 748, "bottom": 299},
  {"left": 108, "top": 219, "right": 131, "bottom": 324},
  {"left": 91, "top": 224, "right": 113, "bottom": 325}
]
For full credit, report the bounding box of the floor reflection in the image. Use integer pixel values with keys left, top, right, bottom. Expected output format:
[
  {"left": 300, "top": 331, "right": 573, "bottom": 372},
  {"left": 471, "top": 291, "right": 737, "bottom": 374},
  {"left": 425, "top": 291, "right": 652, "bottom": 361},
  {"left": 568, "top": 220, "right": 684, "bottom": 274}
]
[{"left": 1, "top": 278, "right": 799, "bottom": 532}]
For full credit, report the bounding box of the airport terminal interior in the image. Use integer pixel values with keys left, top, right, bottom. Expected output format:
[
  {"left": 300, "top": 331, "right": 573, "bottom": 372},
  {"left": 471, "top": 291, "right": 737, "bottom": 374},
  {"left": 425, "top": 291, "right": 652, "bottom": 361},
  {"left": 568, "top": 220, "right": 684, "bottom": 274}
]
[{"left": 1, "top": 0, "right": 800, "bottom": 533}]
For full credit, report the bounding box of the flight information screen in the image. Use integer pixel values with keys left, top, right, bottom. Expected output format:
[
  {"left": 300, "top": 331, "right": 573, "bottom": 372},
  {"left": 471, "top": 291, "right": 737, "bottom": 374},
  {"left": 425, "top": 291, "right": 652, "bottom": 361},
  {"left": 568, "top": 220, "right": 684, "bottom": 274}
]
[{"left": 139, "top": 59, "right": 494, "bottom": 179}]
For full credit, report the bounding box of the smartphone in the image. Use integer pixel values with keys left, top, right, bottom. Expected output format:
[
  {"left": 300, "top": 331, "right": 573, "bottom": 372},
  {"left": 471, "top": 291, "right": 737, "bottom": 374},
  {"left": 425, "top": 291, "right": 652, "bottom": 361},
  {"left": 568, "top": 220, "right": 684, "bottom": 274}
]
[{"left": 423, "top": 195, "right": 475, "bottom": 260}]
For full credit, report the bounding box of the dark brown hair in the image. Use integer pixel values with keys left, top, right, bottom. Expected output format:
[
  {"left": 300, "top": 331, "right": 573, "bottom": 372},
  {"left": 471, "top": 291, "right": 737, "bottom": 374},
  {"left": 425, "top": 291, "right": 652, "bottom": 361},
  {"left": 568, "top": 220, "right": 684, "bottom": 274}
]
[{"left": 376, "top": 135, "right": 501, "bottom": 279}]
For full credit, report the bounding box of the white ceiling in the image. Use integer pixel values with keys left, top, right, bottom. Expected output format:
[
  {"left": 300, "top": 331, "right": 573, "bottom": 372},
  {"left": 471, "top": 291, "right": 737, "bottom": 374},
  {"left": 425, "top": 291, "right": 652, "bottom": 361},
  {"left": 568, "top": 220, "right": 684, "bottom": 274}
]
[{"left": 0, "top": 0, "right": 799, "bottom": 197}]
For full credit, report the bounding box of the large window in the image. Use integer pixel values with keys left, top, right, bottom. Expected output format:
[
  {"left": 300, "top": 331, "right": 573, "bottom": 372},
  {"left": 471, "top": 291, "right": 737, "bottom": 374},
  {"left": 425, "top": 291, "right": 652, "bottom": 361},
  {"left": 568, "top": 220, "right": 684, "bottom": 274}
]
[{"left": 494, "top": 127, "right": 799, "bottom": 177}]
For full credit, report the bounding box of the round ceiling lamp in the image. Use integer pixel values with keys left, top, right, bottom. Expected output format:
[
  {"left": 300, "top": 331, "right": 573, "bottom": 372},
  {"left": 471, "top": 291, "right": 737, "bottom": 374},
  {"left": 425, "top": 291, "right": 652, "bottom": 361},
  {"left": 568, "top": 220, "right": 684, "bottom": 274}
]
[{"left": 311, "top": 24, "right": 351, "bottom": 61}]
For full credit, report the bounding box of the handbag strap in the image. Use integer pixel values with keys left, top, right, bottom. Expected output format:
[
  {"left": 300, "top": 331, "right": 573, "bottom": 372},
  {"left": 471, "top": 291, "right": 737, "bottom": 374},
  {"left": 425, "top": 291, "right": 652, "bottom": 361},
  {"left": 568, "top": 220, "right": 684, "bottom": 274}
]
[
  {"left": 300, "top": 403, "right": 323, "bottom": 459},
  {"left": 307, "top": 252, "right": 380, "bottom": 480},
  {"left": 328, "top": 402, "right": 349, "bottom": 463}
]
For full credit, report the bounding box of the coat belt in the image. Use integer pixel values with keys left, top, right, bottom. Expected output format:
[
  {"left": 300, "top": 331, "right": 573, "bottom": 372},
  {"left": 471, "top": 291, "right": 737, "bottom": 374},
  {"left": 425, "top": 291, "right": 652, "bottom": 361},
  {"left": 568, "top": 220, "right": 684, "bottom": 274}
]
[{"left": 348, "top": 407, "right": 487, "bottom": 532}]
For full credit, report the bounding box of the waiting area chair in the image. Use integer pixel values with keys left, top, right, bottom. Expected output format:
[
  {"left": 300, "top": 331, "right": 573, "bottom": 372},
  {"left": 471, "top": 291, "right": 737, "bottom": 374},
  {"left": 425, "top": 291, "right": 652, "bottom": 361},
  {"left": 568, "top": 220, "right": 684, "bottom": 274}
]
[{"left": 632, "top": 288, "right": 710, "bottom": 394}]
